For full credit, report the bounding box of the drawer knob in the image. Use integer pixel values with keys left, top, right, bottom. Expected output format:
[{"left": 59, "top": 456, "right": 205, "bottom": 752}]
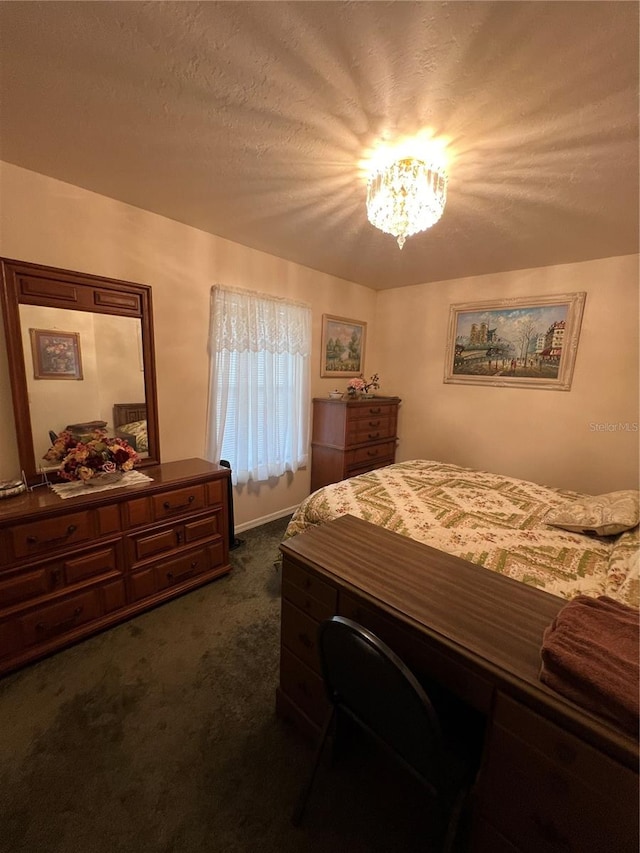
[
  {"left": 163, "top": 495, "right": 195, "bottom": 511},
  {"left": 368, "top": 432, "right": 380, "bottom": 440},
  {"left": 298, "top": 632, "right": 313, "bottom": 649},
  {"left": 27, "top": 524, "right": 77, "bottom": 547}
]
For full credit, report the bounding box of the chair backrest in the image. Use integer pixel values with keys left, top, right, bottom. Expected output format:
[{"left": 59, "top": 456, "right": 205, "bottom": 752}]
[{"left": 318, "top": 616, "right": 449, "bottom": 793}]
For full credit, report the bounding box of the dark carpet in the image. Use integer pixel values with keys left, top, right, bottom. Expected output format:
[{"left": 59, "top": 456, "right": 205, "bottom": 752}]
[{"left": 0, "top": 517, "right": 445, "bottom": 853}]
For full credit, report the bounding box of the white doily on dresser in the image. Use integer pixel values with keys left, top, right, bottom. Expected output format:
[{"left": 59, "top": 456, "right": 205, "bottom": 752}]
[{"left": 49, "top": 470, "right": 153, "bottom": 499}]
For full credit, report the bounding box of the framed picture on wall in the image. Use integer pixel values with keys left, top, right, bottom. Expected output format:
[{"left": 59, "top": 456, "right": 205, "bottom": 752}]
[
  {"left": 29, "top": 329, "right": 83, "bottom": 380},
  {"left": 443, "top": 292, "right": 586, "bottom": 390},
  {"left": 320, "top": 314, "right": 367, "bottom": 377}
]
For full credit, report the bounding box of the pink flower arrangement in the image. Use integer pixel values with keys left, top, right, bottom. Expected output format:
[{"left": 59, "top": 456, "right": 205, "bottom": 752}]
[
  {"left": 43, "top": 430, "right": 139, "bottom": 482},
  {"left": 347, "top": 373, "right": 380, "bottom": 396}
]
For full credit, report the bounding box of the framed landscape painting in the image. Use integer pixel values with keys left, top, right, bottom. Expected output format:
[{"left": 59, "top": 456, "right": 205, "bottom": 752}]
[
  {"left": 443, "top": 293, "right": 586, "bottom": 390},
  {"left": 321, "top": 314, "right": 366, "bottom": 377},
  {"left": 30, "top": 329, "right": 83, "bottom": 380}
]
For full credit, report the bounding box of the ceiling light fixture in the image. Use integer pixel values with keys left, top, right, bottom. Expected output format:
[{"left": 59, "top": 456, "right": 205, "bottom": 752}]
[{"left": 365, "top": 148, "right": 448, "bottom": 250}]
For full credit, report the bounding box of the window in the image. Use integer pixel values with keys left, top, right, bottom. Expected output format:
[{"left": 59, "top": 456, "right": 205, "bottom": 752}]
[{"left": 206, "top": 285, "right": 311, "bottom": 485}]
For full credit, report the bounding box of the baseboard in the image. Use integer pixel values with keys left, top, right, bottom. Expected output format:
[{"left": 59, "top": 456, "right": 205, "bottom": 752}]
[{"left": 235, "top": 505, "right": 298, "bottom": 534}]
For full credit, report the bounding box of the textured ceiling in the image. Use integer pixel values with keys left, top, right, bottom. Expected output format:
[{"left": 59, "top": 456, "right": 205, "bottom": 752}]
[{"left": 0, "top": 1, "right": 638, "bottom": 289}]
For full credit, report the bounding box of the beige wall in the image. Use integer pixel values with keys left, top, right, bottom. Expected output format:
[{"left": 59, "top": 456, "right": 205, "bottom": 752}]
[
  {"left": 1, "top": 162, "right": 637, "bottom": 525},
  {"left": 372, "top": 255, "right": 639, "bottom": 493},
  {"left": 0, "top": 162, "right": 377, "bottom": 525}
]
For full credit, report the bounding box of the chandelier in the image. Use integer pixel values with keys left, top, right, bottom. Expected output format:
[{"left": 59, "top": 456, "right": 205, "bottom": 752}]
[{"left": 366, "top": 156, "right": 448, "bottom": 249}]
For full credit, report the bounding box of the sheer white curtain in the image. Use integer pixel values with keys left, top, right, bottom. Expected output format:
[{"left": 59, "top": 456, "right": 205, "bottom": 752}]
[{"left": 206, "top": 285, "right": 311, "bottom": 485}]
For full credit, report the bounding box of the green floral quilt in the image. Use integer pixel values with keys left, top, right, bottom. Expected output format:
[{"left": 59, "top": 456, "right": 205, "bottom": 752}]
[{"left": 284, "top": 460, "right": 639, "bottom": 607}]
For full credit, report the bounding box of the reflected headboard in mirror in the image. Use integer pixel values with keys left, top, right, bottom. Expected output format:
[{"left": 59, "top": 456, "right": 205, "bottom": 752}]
[
  {"left": 0, "top": 257, "right": 161, "bottom": 480},
  {"left": 113, "top": 402, "right": 148, "bottom": 454}
]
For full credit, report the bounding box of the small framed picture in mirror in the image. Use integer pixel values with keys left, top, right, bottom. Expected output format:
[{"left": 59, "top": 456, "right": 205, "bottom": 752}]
[{"left": 29, "top": 328, "right": 83, "bottom": 380}]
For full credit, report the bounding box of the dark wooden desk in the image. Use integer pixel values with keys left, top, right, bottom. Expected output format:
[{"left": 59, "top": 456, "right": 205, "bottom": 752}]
[{"left": 278, "top": 514, "right": 639, "bottom": 853}]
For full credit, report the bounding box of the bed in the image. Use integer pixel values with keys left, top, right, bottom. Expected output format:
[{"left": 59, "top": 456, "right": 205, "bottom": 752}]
[
  {"left": 284, "top": 460, "right": 639, "bottom": 608},
  {"left": 113, "top": 402, "right": 148, "bottom": 454}
]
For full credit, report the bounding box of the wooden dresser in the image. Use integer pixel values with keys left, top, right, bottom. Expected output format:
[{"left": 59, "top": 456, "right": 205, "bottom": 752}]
[
  {"left": 278, "top": 515, "right": 639, "bottom": 853},
  {"left": 310, "top": 396, "right": 400, "bottom": 492},
  {"left": 0, "top": 458, "right": 231, "bottom": 677}
]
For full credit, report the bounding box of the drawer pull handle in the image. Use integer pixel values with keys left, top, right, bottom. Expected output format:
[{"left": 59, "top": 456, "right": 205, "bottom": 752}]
[
  {"left": 176, "top": 531, "right": 183, "bottom": 544},
  {"left": 368, "top": 407, "right": 381, "bottom": 414},
  {"left": 167, "top": 562, "right": 198, "bottom": 583},
  {"left": 367, "top": 449, "right": 378, "bottom": 457},
  {"left": 163, "top": 495, "right": 195, "bottom": 511},
  {"left": 298, "top": 632, "right": 313, "bottom": 648},
  {"left": 296, "top": 680, "right": 310, "bottom": 696},
  {"left": 27, "top": 524, "right": 77, "bottom": 547},
  {"left": 36, "top": 606, "right": 83, "bottom": 635},
  {"left": 368, "top": 420, "right": 380, "bottom": 427},
  {"left": 302, "top": 578, "right": 312, "bottom": 590},
  {"left": 367, "top": 432, "right": 380, "bottom": 440}
]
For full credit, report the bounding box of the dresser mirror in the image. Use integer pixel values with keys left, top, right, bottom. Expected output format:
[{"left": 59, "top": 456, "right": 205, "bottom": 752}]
[{"left": 0, "top": 257, "right": 160, "bottom": 481}]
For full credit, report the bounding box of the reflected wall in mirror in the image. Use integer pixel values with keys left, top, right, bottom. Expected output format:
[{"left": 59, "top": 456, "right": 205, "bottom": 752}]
[
  {"left": 20, "top": 306, "right": 146, "bottom": 465},
  {"left": 0, "top": 257, "right": 160, "bottom": 481}
]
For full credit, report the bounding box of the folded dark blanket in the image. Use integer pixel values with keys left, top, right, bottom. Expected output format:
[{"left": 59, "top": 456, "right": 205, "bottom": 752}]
[{"left": 540, "top": 595, "right": 639, "bottom": 738}]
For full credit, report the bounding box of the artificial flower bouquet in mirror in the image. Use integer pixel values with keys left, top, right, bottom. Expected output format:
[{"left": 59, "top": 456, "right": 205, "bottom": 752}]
[
  {"left": 347, "top": 373, "right": 380, "bottom": 397},
  {"left": 43, "top": 430, "right": 139, "bottom": 482}
]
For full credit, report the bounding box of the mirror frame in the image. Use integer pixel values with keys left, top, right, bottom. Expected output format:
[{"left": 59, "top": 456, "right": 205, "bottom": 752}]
[{"left": 0, "top": 257, "right": 161, "bottom": 480}]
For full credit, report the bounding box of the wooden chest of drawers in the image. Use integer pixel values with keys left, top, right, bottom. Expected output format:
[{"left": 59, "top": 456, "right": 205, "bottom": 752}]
[
  {"left": 310, "top": 396, "right": 400, "bottom": 491},
  {"left": 0, "top": 458, "right": 231, "bottom": 677}
]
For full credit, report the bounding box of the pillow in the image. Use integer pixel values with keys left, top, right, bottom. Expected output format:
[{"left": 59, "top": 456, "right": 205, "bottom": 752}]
[
  {"left": 545, "top": 490, "right": 640, "bottom": 536},
  {"left": 606, "top": 527, "right": 639, "bottom": 609}
]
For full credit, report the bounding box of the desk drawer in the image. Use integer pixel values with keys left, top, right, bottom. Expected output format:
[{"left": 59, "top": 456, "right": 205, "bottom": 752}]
[
  {"left": 477, "top": 694, "right": 639, "bottom": 853},
  {"left": 282, "top": 580, "right": 336, "bottom": 623},
  {"left": 280, "top": 646, "right": 329, "bottom": 726},
  {"left": 282, "top": 561, "right": 337, "bottom": 610},
  {"left": 281, "top": 599, "right": 322, "bottom": 673}
]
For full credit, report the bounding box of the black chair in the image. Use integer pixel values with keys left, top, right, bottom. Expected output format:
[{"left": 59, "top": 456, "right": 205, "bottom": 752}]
[{"left": 292, "top": 616, "right": 474, "bottom": 852}]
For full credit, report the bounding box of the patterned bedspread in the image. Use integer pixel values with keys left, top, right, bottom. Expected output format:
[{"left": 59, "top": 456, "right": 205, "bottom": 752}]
[
  {"left": 285, "top": 460, "right": 639, "bottom": 607},
  {"left": 117, "top": 420, "right": 148, "bottom": 453}
]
